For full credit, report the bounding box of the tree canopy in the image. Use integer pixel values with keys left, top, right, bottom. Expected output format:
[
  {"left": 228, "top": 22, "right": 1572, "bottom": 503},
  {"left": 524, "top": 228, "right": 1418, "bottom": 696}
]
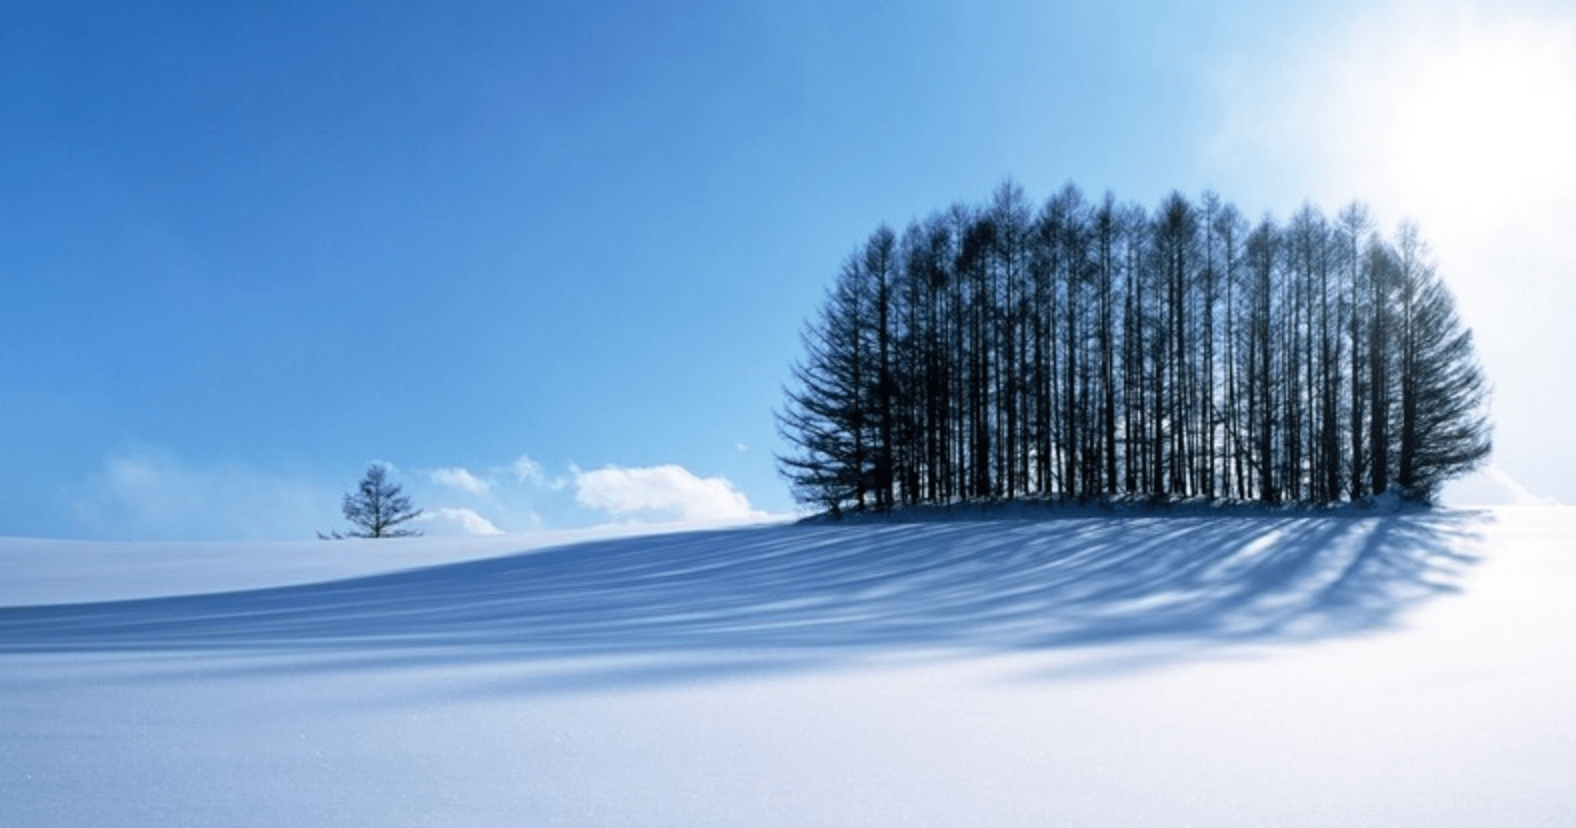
[{"left": 778, "top": 183, "right": 1491, "bottom": 514}]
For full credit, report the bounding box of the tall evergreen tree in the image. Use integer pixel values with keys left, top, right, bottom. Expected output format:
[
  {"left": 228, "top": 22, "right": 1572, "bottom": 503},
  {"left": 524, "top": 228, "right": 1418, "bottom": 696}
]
[
  {"left": 1391, "top": 227, "right": 1492, "bottom": 501},
  {"left": 776, "top": 254, "right": 872, "bottom": 515}
]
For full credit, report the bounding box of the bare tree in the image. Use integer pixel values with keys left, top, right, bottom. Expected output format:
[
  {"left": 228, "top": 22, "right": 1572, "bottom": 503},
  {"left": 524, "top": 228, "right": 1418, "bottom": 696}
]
[
  {"left": 776, "top": 184, "right": 1490, "bottom": 514},
  {"left": 1338, "top": 202, "right": 1372, "bottom": 498},
  {"left": 328, "top": 464, "right": 423, "bottom": 539}
]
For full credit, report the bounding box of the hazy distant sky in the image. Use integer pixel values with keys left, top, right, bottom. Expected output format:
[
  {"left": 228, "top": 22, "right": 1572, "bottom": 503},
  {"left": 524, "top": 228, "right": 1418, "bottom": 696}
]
[{"left": 3, "top": 0, "right": 1573, "bottom": 539}]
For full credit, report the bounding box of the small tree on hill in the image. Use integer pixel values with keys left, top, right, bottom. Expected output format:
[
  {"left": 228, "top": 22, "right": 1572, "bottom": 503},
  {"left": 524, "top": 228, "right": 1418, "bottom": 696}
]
[{"left": 327, "top": 464, "right": 423, "bottom": 538}]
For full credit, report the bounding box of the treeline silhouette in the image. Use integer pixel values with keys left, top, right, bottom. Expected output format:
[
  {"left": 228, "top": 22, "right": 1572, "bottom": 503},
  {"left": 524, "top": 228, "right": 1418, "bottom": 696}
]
[{"left": 777, "top": 182, "right": 1490, "bottom": 515}]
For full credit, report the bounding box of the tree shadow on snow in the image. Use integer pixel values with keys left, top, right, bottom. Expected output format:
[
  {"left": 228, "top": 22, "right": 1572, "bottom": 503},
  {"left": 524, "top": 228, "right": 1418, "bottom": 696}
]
[{"left": 0, "top": 511, "right": 1485, "bottom": 693}]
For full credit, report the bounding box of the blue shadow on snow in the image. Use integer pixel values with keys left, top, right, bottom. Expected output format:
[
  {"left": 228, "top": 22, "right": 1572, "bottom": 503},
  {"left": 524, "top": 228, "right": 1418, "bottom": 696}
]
[{"left": 0, "top": 511, "right": 1483, "bottom": 689}]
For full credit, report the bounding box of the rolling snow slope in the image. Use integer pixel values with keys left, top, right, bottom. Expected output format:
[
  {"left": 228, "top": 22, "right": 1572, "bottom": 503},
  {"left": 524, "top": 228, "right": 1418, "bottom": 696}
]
[{"left": 1, "top": 506, "right": 1572, "bottom": 826}]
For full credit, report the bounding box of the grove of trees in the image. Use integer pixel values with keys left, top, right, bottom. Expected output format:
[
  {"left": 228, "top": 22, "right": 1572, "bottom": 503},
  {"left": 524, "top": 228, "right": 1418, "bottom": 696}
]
[{"left": 777, "top": 183, "right": 1490, "bottom": 515}]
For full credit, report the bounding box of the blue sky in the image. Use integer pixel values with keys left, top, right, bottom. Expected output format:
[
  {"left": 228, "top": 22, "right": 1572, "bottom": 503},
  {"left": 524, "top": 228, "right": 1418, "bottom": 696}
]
[{"left": 3, "top": 0, "right": 1573, "bottom": 539}]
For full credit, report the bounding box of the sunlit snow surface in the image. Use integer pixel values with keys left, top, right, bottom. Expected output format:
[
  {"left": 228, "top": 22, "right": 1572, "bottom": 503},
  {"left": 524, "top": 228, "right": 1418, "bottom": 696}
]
[{"left": 2, "top": 507, "right": 1572, "bottom": 827}]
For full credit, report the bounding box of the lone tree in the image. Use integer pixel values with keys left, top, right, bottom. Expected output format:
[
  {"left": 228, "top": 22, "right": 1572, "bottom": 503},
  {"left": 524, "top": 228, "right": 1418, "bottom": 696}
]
[{"left": 329, "top": 464, "right": 424, "bottom": 538}]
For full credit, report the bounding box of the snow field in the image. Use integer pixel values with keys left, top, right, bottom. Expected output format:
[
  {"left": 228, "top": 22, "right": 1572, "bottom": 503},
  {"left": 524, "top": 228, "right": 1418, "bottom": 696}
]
[{"left": 1, "top": 506, "right": 1572, "bottom": 826}]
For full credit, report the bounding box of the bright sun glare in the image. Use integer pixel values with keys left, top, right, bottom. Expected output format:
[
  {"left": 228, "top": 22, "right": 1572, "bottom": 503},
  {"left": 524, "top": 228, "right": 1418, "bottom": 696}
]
[{"left": 1365, "top": 12, "right": 1576, "bottom": 232}]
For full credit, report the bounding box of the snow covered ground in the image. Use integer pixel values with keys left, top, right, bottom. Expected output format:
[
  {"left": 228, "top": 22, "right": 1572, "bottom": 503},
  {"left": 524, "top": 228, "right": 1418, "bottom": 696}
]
[{"left": 2, "top": 505, "right": 1573, "bottom": 827}]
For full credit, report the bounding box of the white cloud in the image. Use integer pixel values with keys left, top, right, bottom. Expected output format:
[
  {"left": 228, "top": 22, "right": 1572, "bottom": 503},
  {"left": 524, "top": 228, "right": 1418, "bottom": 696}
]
[
  {"left": 429, "top": 466, "right": 490, "bottom": 495},
  {"left": 401, "top": 454, "right": 574, "bottom": 535},
  {"left": 511, "top": 455, "right": 545, "bottom": 483},
  {"left": 574, "top": 464, "right": 763, "bottom": 524},
  {"left": 423, "top": 507, "right": 504, "bottom": 536},
  {"left": 508, "top": 454, "right": 566, "bottom": 490},
  {"left": 73, "top": 448, "right": 336, "bottom": 541}
]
